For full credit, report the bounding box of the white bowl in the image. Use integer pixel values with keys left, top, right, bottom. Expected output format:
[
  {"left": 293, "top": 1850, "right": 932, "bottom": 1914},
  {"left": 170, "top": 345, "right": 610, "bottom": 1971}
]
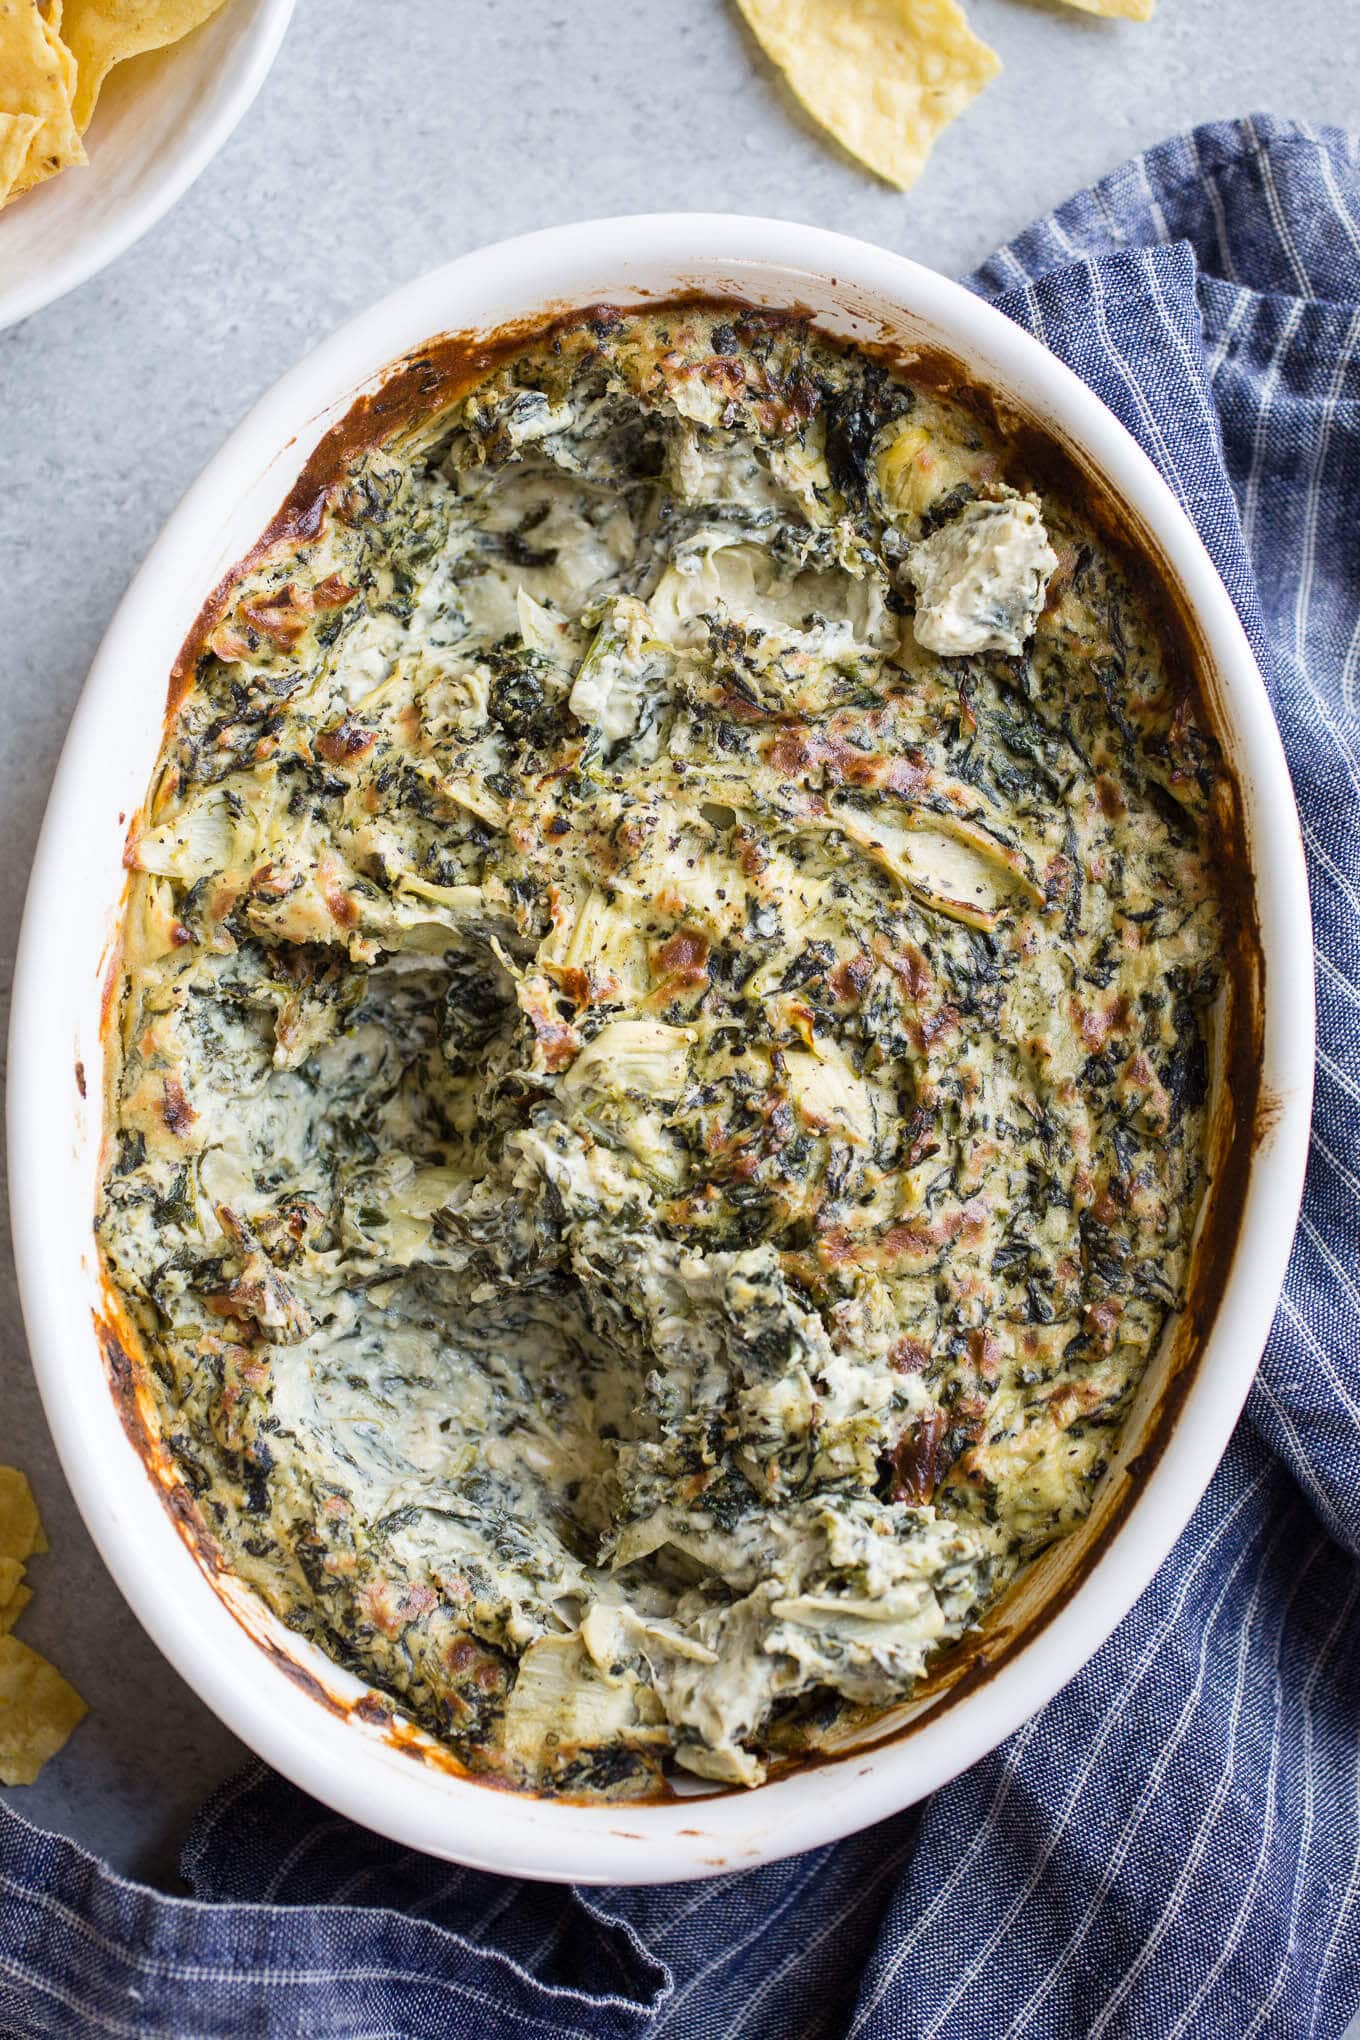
[
  {"left": 7, "top": 217, "right": 1315, "bottom": 1884},
  {"left": 0, "top": 0, "right": 293, "bottom": 333}
]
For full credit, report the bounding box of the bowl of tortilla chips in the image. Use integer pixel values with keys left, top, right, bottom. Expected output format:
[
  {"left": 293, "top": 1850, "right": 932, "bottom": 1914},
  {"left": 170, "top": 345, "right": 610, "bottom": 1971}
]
[{"left": 0, "top": 0, "right": 293, "bottom": 332}]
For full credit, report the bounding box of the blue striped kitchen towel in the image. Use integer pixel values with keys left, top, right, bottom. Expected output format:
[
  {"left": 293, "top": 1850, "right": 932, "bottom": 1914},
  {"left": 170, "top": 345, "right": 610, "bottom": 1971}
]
[{"left": 2, "top": 111, "right": 1358, "bottom": 2040}]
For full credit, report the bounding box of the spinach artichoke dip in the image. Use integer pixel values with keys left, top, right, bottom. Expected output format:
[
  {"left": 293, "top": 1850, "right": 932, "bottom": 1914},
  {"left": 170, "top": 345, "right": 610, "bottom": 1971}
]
[{"left": 99, "top": 305, "right": 1233, "bottom": 1796}]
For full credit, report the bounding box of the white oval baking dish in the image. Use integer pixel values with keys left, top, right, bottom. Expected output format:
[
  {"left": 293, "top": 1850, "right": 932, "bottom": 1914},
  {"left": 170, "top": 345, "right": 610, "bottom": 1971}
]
[{"left": 7, "top": 216, "right": 1314, "bottom": 1884}]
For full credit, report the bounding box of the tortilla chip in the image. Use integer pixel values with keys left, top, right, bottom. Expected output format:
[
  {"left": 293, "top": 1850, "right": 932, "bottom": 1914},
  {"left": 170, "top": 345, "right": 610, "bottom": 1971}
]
[
  {"left": 0, "top": 1586, "right": 33, "bottom": 1636},
  {"left": 0, "top": 0, "right": 85, "bottom": 198},
  {"left": 39, "top": 2, "right": 77, "bottom": 97},
  {"left": 734, "top": 0, "right": 999, "bottom": 191},
  {"left": 0, "top": 1557, "right": 24, "bottom": 1606},
  {"left": 1057, "top": 0, "right": 1154, "bottom": 14},
  {"left": 0, "top": 1469, "right": 44, "bottom": 1564},
  {"left": 0, "top": 109, "right": 40, "bottom": 200},
  {"left": 17, "top": 1, "right": 82, "bottom": 191},
  {"left": 0, "top": 1635, "right": 87, "bottom": 1786},
  {"left": 60, "top": 0, "right": 230, "bottom": 133}
]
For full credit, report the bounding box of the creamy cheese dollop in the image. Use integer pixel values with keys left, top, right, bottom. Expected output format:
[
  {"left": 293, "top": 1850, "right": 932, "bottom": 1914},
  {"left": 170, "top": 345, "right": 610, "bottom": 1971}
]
[{"left": 905, "top": 489, "right": 1058, "bottom": 657}]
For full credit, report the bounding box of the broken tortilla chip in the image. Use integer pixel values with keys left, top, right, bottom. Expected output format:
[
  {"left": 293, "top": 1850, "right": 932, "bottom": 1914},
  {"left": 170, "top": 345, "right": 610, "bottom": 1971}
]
[
  {"left": 0, "top": 108, "right": 41, "bottom": 200},
  {"left": 0, "top": 0, "right": 85, "bottom": 197},
  {"left": 1057, "top": 0, "right": 1154, "bottom": 15},
  {"left": 0, "top": 1467, "right": 84, "bottom": 1781},
  {"left": 0, "top": 1468, "right": 44, "bottom": 1564},
  {"left": 38, "top": 0, "right": 77, "bottom": 98},
  {"left": 0, "top": 1635, "right": 87, "bottom": 1786},
  {"left": 15, "top": 0, "right": 82, "bottom": 191},
  {"left": 733, "top": 0, "right": 1000, "bottom": 191},
  {"left": 0, "top": 1586, "right": 33, "bottom": 1637},
  {"left": 60, "top": 0, "right": 230, "bottom": 134}
]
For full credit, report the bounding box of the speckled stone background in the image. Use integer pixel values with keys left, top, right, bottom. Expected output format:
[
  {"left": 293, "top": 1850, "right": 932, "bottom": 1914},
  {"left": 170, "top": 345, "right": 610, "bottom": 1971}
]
[{"left": 1, "top": 0, "right": 1354, "bottom": 1890}]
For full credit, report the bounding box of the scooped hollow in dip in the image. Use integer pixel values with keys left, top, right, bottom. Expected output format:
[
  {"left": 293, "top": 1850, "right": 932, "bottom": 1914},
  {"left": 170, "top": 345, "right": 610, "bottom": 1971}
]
[{"left": 98, "top": 304, "right": 1235, "bottom": 1796}]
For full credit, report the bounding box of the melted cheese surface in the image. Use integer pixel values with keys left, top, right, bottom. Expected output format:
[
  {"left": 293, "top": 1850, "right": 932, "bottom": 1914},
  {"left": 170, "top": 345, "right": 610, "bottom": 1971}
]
[{"left": 100, "top": 308, "right": 1230, "bottom": 1794}]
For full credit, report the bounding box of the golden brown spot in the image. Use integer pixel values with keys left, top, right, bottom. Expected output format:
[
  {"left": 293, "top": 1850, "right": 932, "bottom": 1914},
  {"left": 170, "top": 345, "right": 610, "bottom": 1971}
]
[
  {"left": 316, "top": 720, "right": 377, "bottom": 765},
  {"left": 786, "top": 1000, "right": 817, "bottom": 1050},
  {"left": 1096, "top": 774, "right": 1127, "bottom": 820},
  {"left": 161, "top": 1076, "right": 195, "bottom": 1136},
  {"left": 546, "top": 964, "right": 591, "bottom": 1009},
  {"left": 766, "top": 724, "right": 930, "bottom": 798},
  {"left": 359, "top": 1577, "right": 435, "bottom": 1640},
  {"left": 966, "top": 1329, "right": 1003, "bottom": 1383},
  {"left": 882, "top": 751, "right": 930, "bottom": 797},
  {"left": 717, "top": 689, "right": 775, "bottom": 725},
  {"left": 877, "top": 937, "right": 932, "bottom": 1002},
  {"left": 888, "top": 1410, "right": 946, "bottom": 1504},
  {"left": 815, "top": 1225, "right": 856, "bottom": 1270},
  {"left": 250, "top": 863, "right": 295, "bottom": 899},
  {"left": 1084, "top": 1298, "right": 1125, "bottom": 1352},
  {"left": 323, "top": 881, "right": 360, "bottom": 929},
  {"left": 525, "top": 987, "right": 580, "bottom": 1072},
  {"left": 918, "top": 1003, "right": 961, "bottom": 1049},
  {"left": 239, "top": 588, "right": 310, "bottom": 651},
  {"left": 208, "top": 622, "right": 255, "bottom": 662},
  {"left": 879, "top": 1196, "right": 987, "bottom": 1263},
  {"left": 1047, "top": 1379, "right": 1108, "bottom": 1426},
  {"left": 828, "top": 953, "right": 872, "bottom": 1003},
  {"left": 734, "top": 826, "right": 768, "bottom": 881},
  {"left": 1077, "top": 1003, "right": 1110, "bottom": 1051},
  {"left": 877, "top": 1217, "right": 941, "bottom": 1261},
  {"left": 767, "top": 727, "right": 815, "bottom": 777},
  {"left": 702, "top": 355, "right": 746, "bottom": 394},
  {"left": 653, "top": 929, "right": 710, "bottom": 985}
]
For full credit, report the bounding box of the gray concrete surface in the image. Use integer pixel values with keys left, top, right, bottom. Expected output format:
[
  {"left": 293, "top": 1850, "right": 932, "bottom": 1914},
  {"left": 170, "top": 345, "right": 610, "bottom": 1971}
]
[{"left": 0, "top": 0, "right": 1354, "bottom": 1889}]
